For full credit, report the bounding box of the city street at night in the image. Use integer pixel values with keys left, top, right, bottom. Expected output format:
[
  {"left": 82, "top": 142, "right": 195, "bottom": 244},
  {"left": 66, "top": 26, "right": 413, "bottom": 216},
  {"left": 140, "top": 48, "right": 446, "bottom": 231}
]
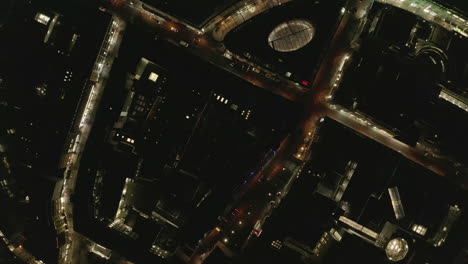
[{"left": 1, "top": 0, "right": 468, "bottom": 264}]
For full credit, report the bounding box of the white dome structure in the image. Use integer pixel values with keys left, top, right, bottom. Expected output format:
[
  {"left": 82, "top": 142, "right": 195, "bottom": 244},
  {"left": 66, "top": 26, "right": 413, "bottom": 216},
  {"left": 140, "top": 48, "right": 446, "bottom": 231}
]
[
  {"left": 385, "top": 238, "right": 409, "bottom": 262},
  {"left": 268, "top": 19, "right": 315, "bottom": 52}
]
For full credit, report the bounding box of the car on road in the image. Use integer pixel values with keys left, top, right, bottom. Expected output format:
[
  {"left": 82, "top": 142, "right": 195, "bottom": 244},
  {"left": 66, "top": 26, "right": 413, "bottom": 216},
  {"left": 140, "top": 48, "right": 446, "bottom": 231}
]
[{"left": 179, "top": 40, "right": 189, "bottom": 48}]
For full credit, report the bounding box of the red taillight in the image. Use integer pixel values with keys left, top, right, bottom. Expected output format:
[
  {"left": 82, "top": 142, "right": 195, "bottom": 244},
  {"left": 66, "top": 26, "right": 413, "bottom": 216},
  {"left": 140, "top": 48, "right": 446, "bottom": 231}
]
[{"left": 253, "top": 230, "right": 262, "bottom": 237}]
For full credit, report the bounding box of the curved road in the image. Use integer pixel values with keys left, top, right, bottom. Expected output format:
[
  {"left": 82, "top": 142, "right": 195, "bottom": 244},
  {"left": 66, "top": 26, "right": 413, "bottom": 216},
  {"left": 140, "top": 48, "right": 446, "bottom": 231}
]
[{"left": 111, "top": 0, "right": 309, "bottom": 102}]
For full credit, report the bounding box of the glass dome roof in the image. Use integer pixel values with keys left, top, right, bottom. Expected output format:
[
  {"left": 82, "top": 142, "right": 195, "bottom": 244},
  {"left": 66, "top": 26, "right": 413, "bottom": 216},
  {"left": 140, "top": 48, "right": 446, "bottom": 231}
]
[
  {"left": 385, "top": 238, "right": 409, "bottom": 262},
  {"left": 268, "top": 19, "right": 315, "bottom": 52}
]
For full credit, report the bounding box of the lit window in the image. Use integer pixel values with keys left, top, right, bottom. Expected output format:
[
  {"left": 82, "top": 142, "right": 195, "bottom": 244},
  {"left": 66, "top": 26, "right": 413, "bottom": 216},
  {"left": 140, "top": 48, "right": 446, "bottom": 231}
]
[
  {"left": 271, "top": 240, "right": 282, "bottom": 249},
  {"left": 148, "top": 72, "right": 159, "bottom": 82},
  {"left": 411, "top": 224, "right": 427, "bottom": 236},
  {"left": 35, "top": 13, "right": 51, "bottom": 25}
]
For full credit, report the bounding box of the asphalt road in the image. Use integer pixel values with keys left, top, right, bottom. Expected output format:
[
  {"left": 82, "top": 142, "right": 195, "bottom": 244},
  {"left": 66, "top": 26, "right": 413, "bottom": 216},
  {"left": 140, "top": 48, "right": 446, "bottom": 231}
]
[
  {"left": 51, "top": 0, "right": 468, "bottom": 263},
  {"left": 111, "top": 0, "right": 309, "bottom": 102},
  {"left": 53, "top": 15, "right": 127, "bottom": 264}
]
